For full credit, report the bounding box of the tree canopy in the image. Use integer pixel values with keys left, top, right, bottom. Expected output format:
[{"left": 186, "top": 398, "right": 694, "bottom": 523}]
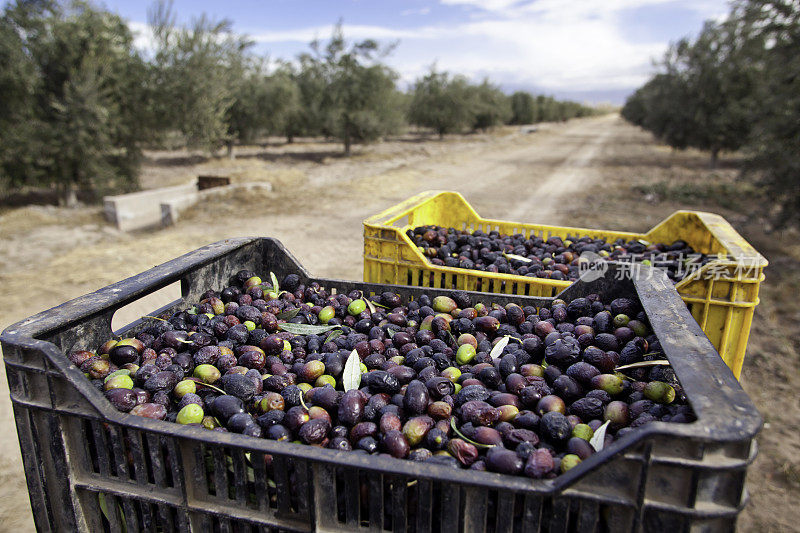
[
  {"left": 0, "top": 1, "right": 604, "bottom": 200},
  {"left": 622, "top": 0, "right": 800, "bottom": 225}
]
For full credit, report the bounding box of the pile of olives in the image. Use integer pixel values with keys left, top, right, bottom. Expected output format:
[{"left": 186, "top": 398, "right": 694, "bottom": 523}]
[
  {"left": 70, "top": 270, "right": 692, "bottom": 480},
  {"left": 407, "top": 225, "right": 708, "bottom": 283}
]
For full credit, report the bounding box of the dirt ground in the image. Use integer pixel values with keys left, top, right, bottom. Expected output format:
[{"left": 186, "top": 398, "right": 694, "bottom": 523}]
[{"left": 0, "top": 114, "right": 796, "bottom": 531}]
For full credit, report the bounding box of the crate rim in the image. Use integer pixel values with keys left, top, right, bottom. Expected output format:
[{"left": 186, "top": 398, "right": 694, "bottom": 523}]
[{"left": 1, "top": 237, "right": 761, "bottom": 498}]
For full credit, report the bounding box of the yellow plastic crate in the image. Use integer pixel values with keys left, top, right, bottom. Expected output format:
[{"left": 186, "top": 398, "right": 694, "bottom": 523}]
[{"left": 363, "top": 190, "right": 767, "bottom": 379}]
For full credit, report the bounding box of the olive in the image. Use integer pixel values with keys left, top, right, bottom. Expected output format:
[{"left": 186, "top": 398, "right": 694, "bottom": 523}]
[
  {"left": 104, "top": 374, "right": 134, "bottom": 391},
  {"left": 381, "top": 430, "right": 410, "bottom": 458},
  {"left": 560, "top": 454, "right": 582, "bottom": 473},
  {"left": 257, "top": 410, "right": 286, "bottom": 430},
  {"left": 472, "top": 426, "right": 503, "bottom": 446},
  {"left": 348, "top": 299, "right": 367, "bottom": 316},
  {"left": 536, "top": 395, "right": 566, "bottom": 415},
  {"left": 402, "top": 416, "right": 434, "bottom": 446},
  {"left": 129, "top": 403, "right": 167, "bottom": 420},
  {"left": 447, "top": 438, "right": 478, "bottom": 466},
  {"left": 220, "top": 373, "right": 257, "bottom": 401},
  {"left": 350, "top": 421, "right": 378, "bottom": 442},
  {"left": 177, "top": 404, "right": 204, "bottom": 425},
  {"left": 590, "top": 374, "right": 624, "bottom": 395},
  {"left": 105, "top": 388, "right": 137, "bottom": 412},
  {"left": 338, "top": 390, "right": 365, "bottom": 426},
  {"left": 572, "top": 423, "right": 594, "bottom": 441},
  {"left": 425, "top": 428, "right": 449, "bottom": 451},
  {"left": 569, "top": 397, "right": 604, "bottom": 421},
  {"left": 485, "top": 447, "right": 524, "bottom": 475},
  {"left": 524, "top": 449, "right": 555, "bottom": 478},
  {"left": 193, "top": 364, "right": 221, "bottom": 384},
  {"left": 540, "top": 411, "right": 572, "bottom": 444},
  {"left": 604, "top": 401, "right": 630, "bottom": 430},
  {"left": 644, "top": 381, "right": 676, "bottom": 404},
  {"left": 432, "top": 296, "right": 457, "bottom": 313},
  {"left": 266, "top": 424, "right": 291, "bottom": 441},
  {"left": 460, "top": 400, "right": 501, "bottom": 426},
  {"left": 209, "top": 395, "right": 245, "bottom": 423},
  {"left": 299, "top": 418, "right": 331, "bottom": 444},
  {"left": 403, "top": 380, "right": 430, "bottom": 415}
]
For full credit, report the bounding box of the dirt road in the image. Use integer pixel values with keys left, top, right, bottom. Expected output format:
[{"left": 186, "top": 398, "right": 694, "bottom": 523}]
[{"left": 1, "top": 114, "right": 792, "bottom": 531}]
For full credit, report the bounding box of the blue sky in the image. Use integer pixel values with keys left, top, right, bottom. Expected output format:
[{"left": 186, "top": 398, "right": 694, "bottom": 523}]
[{"left": 98, "top": 0, "right": 731, "bottom": 104}]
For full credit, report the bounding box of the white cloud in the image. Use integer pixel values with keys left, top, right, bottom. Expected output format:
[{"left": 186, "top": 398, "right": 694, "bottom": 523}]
[
  {"left": 129, "top": 0, "right": 731, "bottom": 100},
  {"left": 401, "top": 7, "right": 431, "bottom": 16},
  {"left": 128, "top": 20, "right": 156, "bottom": 52}
]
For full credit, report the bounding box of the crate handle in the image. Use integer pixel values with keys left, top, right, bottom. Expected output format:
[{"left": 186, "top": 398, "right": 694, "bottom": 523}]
[
  {"left": 2, "top": 238, "right": 268, "bottom": 343},
  {"left": 364, "top": 190, "right": 457, "bottom": 227}
]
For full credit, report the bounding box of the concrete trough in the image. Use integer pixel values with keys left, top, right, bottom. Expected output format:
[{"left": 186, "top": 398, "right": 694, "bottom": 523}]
[{"left": 104, "top": 182, "right": 198, "bottom": 231}]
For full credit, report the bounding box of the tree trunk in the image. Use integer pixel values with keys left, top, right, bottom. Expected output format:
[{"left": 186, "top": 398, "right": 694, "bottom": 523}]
[
  {"left": 286, "top": 132, "right": 294, "bottom": 144},
  {"left": 65, "top": 188, "right": 77, "bottom": 208},
  {"left": 438, "top": 129, "right": 445, "bottom": 140},
  {"left": 57, "top": 182, "right": 77, "bottom": 207},
  {"left": 226, "top": 140, "right": 235, "bottom": 160},
  {"left": 710, "top": 148, "right": 719, "bottom": 169}
]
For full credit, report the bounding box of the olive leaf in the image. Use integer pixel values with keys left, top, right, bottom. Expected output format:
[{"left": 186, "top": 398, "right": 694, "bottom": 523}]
[
  {"left": 195, "top": 381, "right": 227, "bottom": 395},
  {"left": 270, "top": 272, "right": 280, "bottom": 294},
  {"left": 446, "top": 330, "right": 458, "bottom": 347},
  {"left": 502, "top": 252, "right": 532, "bottom": 263},
  {"left": 363, "top": 298, "right": 377, "bottom": 314},
  {"left": 323, "top": 329, "right": 343, "bottom": 345},
  {"left": 276, "top": 308, "right": 301, "bottom": 321},
  {"left": 299, "top": 389, "right": 310, "bottom": 411},
  {"left": 489, "top": 335, "right": 522, "bottom": 360},
  {"left": 343, "top": 349, "right": 362, "bottom": 392},
  {"left": 141, "top": 315, "right": 168, "bottom": 322},
  {"left": 449, "top": 417, "right": 494, "bottom": 448},
  {"left": 615, "top": 360, "right": 671, "bottom": 371},
  {"left": 589, "top": 420, "right": 611, "bottom": 452},
  {"left": 278, "top": 323, "right": 339, "bottom": 335}
]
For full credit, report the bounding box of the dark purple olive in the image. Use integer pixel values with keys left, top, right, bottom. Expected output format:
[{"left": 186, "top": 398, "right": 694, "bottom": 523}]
[
  {"left": 425, "top": 427, "right": 449, "bottom": 451},
  {"left": 567, "top": 437, "right": 594, "bottom": 460},
  {"left": 381, "top": 430, "right": 410, "bottom": 458},
  {"left": 350, "top": 421, "right": 378, "bottom": 442},
  {"left": 403, "top": 380, "right": 430, "bottom": 415},
  {"left": 485, "top": 447, "right": 524, "bottom": 475},
  {"left": 472, "top": 426, "right": 503, "bottom": 446},
  {"left": 539, "top": 411, "right": 572, "bottom": 444},
  {"left": 209, "top": 395, "right": 244, "bottom": 423},
  {"left": 286, "top": 405, "right": 311, "bottom": 432},
  {"left": 299, "top": 418, "right": 331, "bottom": 444},
  {"left": 569, "top": 397, "right": 604, "bottom": 421},
  {"left": 129, "top": 403, "right": 167, "bottom": 420},
  {"left": 525, "top": 449, "right": 555, "bottom": 478},
  {"left": 460, "top": 400, "right": 501, "bottom": 426},
  {"left": 105, "top": 388, "right": 137, "bottom": 412},
  {"left": 338, "top": 390, "right": 365, "bottom": 426},
  {"left": 552, "top": 375, "right": 583, "bottom": 402},
  {"left": 504, "top": 428, "right": 539, "bottom": 448},
  {"left": 447, "top": 438, "right": 478, "bottom": 466},
  {"left": 363, "top": 371, "right": 401, "bottom": 394}
]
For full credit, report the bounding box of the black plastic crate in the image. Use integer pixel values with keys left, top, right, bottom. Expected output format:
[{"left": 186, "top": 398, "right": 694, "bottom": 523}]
[{"left": 1, "top": 237, "right": 760, "bottom": 532}]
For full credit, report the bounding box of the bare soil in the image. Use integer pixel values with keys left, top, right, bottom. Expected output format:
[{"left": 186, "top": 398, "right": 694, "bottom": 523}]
[{"left": 0, "top": 114, "right": 795, "bottom": 531}]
